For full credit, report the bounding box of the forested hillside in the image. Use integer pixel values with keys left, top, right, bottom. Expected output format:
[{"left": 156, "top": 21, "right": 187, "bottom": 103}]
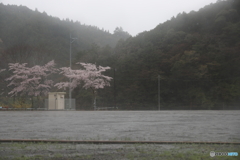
[
  {"left": 0, "top": 0, "right": 240, "bottom": 110},
  {"left": 0, "top": 3, "right": 130, "bottom": 67},
  {"left": 82, "top": 0, "right": 240, "bottom": 110}
]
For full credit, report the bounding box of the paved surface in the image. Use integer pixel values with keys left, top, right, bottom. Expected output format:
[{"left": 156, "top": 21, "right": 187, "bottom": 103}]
[{"left": 0, "top": 111, "right": 239, "bottom": 142}]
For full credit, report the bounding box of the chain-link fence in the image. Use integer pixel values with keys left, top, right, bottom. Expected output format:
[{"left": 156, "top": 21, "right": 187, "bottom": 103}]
[{"left": 64, "top": 99, "right": 76, "bottom": 110}]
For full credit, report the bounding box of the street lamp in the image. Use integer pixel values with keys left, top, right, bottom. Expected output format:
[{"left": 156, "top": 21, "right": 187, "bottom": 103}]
[
  {"left": 158, "top": 75, "right": 160, "bottom": 111},
  {"left": 69, "top": 34, "right": 77, "bottom": 109},
  {"left": 113, "top": 68, "right": 116, "bottom": 109}
]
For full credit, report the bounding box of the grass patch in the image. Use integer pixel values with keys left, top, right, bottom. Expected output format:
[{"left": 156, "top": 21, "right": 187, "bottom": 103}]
[{"left": 0, "top": 142, "right": 239, "bottom": 160}]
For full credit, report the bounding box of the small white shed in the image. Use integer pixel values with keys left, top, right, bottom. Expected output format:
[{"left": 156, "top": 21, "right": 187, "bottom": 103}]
[{"left": 48, "top": 92, "right": 66, "bottom": 110}]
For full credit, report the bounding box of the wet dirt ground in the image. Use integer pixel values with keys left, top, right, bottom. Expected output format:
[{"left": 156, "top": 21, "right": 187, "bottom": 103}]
[
  {"left": 0, "top": 110, "right": 240, "bottom": 159},
  {"left": 0, "top": 110, "right": 239, "bottom": 142}
]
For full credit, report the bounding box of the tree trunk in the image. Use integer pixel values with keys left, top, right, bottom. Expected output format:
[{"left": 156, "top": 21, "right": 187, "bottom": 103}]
[
  {"left": 92, "top": 89, "right": 97, "bottom": 110},
  {"left": 31, "top": 97, "right": 34, "bottom": 109}
]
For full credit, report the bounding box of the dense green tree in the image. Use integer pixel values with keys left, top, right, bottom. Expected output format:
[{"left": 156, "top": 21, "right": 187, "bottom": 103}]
[{"left": 113, "top": 27, "right": 131, "bottom": 40}]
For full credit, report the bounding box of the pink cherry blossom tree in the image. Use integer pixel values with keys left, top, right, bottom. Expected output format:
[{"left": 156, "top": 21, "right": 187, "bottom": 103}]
[
  {"left": 6, "top": 60, "right": 57, "bottom": 108},
  {"left": 0, "top": 69, "right": 6, "bottom": 73},
  {"left": 0, "top": 69, "right": 6, "bottom": 96},
  {"left": 55, "top": 62, "right": 112, "bottom": 109}
]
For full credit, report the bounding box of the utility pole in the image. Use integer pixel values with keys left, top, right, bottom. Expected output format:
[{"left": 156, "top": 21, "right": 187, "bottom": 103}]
[
  {"left": 158, "top": 75, "right": 160, "bottom": 111},
  {"left": 69, "top": 34, "right": 77, "bottom": 109},
  {"left": 113, "top": 68, "right": 116, "bottom": 109}
]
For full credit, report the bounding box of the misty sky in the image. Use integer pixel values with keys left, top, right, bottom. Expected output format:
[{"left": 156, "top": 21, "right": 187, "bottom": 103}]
[{"left": 1, "top": 0, "right": 217, "bottom": 36}]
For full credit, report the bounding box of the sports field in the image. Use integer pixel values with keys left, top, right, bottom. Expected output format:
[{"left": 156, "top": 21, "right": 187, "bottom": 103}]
[
  {"left": 0, "top": 110, "right": 239, "bottom": 142},
  {"left": 0, "top": 110, "right": 239, "bottom": 159}
]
